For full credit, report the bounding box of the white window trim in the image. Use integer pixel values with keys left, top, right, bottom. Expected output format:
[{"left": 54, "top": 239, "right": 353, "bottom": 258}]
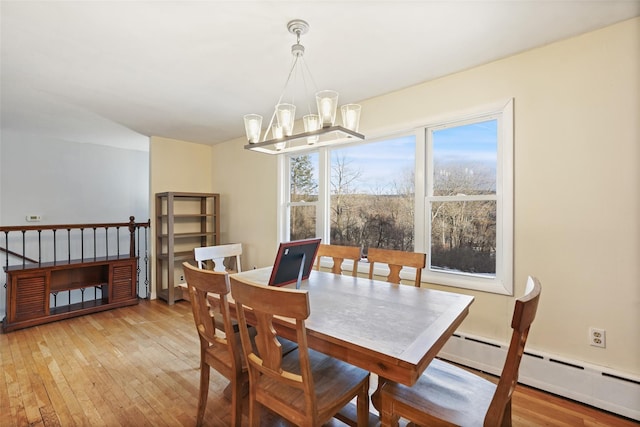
[
  {"left": 422, "top": 99, "right": 513, "bottom": 295},
  {"left": 278, "top": 98, "right": 514, "bottom": 295},
  {"left": 279, "top": 150, "right": 323, "bottom": 242}
]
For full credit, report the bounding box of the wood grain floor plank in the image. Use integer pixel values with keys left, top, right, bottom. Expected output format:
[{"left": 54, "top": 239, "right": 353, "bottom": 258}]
[
  {"left": 12, "top": 330, "right": 44, "bottom": 425},
  {"left": 35, "top": 328, "right": 80, "bottom": 427},
  {"left": 1, "top": 299, "right": 637, "bottom": 427},
  {"left": 1, "top": 335, "right": 29, "bottom": 427}
]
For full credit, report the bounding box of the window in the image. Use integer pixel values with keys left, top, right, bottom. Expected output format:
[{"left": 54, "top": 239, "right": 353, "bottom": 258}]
[
  {"left": 329, "top": 136, "right": 416, "bottom": 251},
  {"left": 279, "top": 99, "right": 513, "bottom": 294},
  {"left": 288, "top": 152, "right": 319, "bottom": 240}
]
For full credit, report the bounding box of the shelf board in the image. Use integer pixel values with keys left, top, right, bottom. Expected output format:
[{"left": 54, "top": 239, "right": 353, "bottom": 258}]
[
  {"left": 156, "top": 251, "right": 195, "bottom": 261},
  {"left": 157, "top": 214, "right": 215, "bottom": 219},
  {"left": 50, "top": 298, "right": 110, "bottom": 315},
  {"left": 156, "top": 232, "right": 216, "bottom": 238},
  {"left": 155, "top": 192, "right": 219, "bottom": 198},
  {"left": 156, "top": 287, "right": 186, "bottom": 302}
]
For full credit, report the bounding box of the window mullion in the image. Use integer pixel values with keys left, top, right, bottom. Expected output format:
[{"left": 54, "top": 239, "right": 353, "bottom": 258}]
[
  {"left": 317, "top": 148, "right": 330, "bottom": 242},
  {"left": 414, "top": 127, "right": 426, "bottom": 254}
]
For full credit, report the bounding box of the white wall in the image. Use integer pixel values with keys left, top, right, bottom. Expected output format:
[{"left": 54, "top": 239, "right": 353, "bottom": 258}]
[
  {"left": 209, "top": 18, "right": 640, "bottom": 377},
  {"left": 0, "top": 131, "right": 149, "bottom": 316}
]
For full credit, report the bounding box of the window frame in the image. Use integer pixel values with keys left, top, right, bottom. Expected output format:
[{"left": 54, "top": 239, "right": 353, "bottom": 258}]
[
  {"left": 423, "top": 99, "right": 513, "bottom": 295},
  {"left": 278, "top": 99, "right": 513, "bottom": 295}
]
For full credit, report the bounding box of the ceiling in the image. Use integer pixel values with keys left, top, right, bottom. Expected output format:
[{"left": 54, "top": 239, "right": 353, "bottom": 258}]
[{"left": 2, "top": 1, "right": 639, "bottom": 151}]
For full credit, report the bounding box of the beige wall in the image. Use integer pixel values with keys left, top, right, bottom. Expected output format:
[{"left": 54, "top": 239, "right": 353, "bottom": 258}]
[
  {"left": 150, "top": 135, "right": 214, "bottom": 196},
  {"left": 149, "top": 136, "right": 214, "bottom": 298},
  {"left": 210, "top": 139, "right": 280, "bottom": 269},
  {"left": 157, "top": 18, "right": 639, "bottom": 376}
]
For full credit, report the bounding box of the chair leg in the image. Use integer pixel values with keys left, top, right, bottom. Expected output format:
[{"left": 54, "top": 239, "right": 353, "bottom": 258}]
[
  {"left": 249, "top": 398, "right": 261, "bottom": 427},
  {"left": 501, "top": 400, "right": 513, "bottom": 427},
  {"left": 196, "top": 361, "right": 210, "bottom": 426},
  {"left": 357, "top": 379, "right": 370, "bottom": 426},
  {"left": 229, "top": 375, "right": 244, "bottom": 427}
]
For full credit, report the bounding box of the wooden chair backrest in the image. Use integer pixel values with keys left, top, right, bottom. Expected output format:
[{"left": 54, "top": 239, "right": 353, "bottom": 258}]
[
  {"left": 194, "top": 243, "right": 243, "bottom": 272},
  {"left": 367, "top": 247, "right": 426, "bottom": 286},
  {"left": 229, "top": 276, "right": 316, "bottom": 414},
  {"left": 485, "top": 276, "right": 542, "bottom": 426},
  {"left": 182, "top": 262, "right": 241, "bottom": 369},
  {"left": 314, "top": 244, "right": 361, "bottom": 277}
]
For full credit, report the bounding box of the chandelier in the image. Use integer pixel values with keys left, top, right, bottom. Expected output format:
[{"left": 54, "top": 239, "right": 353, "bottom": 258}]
[{"left": 243, "top": 19, "right": 364, "bottom": 155}]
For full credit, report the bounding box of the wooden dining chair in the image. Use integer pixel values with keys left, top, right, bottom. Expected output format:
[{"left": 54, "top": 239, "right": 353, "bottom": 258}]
[
  {"left": 367, "top": 247, "right": 426, "bottom": 287},
  {"left": 230, "top": 275, "right": 371, "bottom": 427},
  {"left": 194, "top": 243, "right": 243, "bottom": 273},
  {"left": 182, "top": 262, "right": 249, "bottom": 427},
  {"left": 380, "top": 276, "right": 542, "bottom": 427},
  {"left": 314, "top": 243, "right": 361, "bottom": 277}
]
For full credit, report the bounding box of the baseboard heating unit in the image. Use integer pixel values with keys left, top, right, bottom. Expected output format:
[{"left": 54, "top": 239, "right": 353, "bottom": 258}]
[{"left": 439, "top": 332, "right": 640, "bottom": 421}]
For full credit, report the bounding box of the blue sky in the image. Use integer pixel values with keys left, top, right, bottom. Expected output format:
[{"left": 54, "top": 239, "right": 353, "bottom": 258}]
[
  {"left": 433, "top": 119, "right": 497, "bottom": 166},
  {"left": 332, "top": 135, "right": 416, "bottom": 193},
  {"left": 300, "top": 119, "right": 498, "bottom": 194}
]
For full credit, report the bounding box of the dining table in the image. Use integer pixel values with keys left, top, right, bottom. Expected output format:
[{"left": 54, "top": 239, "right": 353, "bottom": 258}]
[{"left": 230, "top": 267, "right": 474, "bottom": 414}]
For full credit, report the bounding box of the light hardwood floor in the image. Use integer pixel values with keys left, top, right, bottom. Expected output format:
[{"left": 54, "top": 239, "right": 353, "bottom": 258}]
[{"left": 0, "top": 299, "right": 637, "bottom": 427}]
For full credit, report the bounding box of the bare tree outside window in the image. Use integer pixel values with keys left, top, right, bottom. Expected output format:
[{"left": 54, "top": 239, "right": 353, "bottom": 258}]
[
  {"left": 329, "top": 137, "right": 416, "bottom": 253},
  {"left": 429, "top": 119, "right": 498, "bottom": 276},
  {"left": 289, "top": 154, "right": 318, "bottom": 240}
]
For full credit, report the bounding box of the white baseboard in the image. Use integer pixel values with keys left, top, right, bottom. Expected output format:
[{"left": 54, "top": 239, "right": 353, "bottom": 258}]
[{"left": 439, "top": 332, "right": 640, "bottom": 421}]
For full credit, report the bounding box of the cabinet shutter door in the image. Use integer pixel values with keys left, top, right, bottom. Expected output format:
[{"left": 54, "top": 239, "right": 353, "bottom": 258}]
[
  {"left": 14, "top": 275, "right": 47, "bottom": 321},
  {"left": 111, "top": 263, "right": 135, "bottom": 302}
]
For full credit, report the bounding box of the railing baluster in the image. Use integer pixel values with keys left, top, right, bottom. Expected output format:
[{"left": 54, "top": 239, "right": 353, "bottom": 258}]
[
  {"left": 93, "top": 227, "right": 97, "bottom": 260},
  {"left": 144, "top": 225, "right": 149, "bottom": 299},
  {"left": 136, "top": 228, "right": 141, "bottom": 298},
  {"left": 67, "top": 228, "right": 71, "bottom": 262},
  {"left": 81, "top": 228, "right": 84, "bottom": 262},
  {"left": 105, "top": 227, "right": 109, "bottom": 258},
  {"left": 21, "top": 230, "right": 26, "bottom": 268},
  {"left": 38, "top": 230, "right": 42, "bottom": 264},
  {"left": 4, "top": 231, "right": 8, "bottom": 292},
  {"left": 116, "top": 226, "right": 120, "bottom": 257},
  {"left": 52, "top": 229, "right": 57, "bottom": 264}
]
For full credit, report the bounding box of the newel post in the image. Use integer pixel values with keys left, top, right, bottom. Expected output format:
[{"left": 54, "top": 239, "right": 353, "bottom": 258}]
[{"left": 129, "top": 216, "right": 136, "bottom": 257}]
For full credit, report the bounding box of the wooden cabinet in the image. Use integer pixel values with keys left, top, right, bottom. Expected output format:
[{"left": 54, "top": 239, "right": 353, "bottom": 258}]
[
  {"left": 3, "top": 257, "right": 137, "bottom": 332},
  {"left": 155, "top": 192, "right": 219, "bottom": 304}
]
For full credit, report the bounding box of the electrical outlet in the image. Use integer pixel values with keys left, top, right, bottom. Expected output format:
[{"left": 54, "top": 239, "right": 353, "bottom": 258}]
[
  {"left": 179, "top": 275, "right": 184, "bottom": 282},
  {"left": 589, "top": 327, "right": 606, "bottom": 348}
]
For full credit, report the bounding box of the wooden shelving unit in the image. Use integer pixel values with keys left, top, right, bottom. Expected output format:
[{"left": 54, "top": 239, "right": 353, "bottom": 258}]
[{"left": 155, "top": 192, "right": 219, "bottom": 304}]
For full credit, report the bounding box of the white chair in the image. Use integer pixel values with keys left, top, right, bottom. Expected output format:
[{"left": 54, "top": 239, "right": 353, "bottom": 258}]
[
  {"left": 194, "top": 243, "right": 243, "bottom": 273},
  {"left": 181, "top": 244, "right": 244, "bottom": 324}
]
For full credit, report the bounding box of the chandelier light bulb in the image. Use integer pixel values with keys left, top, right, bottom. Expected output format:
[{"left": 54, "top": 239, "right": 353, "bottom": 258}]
[
  {"left": 244, "top": 114, "right": 263, "bottom": 143},
  {"left": 316, "top": 90, "right": 339, "bottom": 127},
  {"left": 304, "top": 114, "right": 320, "bottom": 144},
  {"left": 276, "top": 103, "right": 296, "bottom": 136},
  {"left": 273, "top": 125, "right": 286, "bottom": 150},
  {"left": 341, "top": 104, "right": 361, "bottom": 132}
]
